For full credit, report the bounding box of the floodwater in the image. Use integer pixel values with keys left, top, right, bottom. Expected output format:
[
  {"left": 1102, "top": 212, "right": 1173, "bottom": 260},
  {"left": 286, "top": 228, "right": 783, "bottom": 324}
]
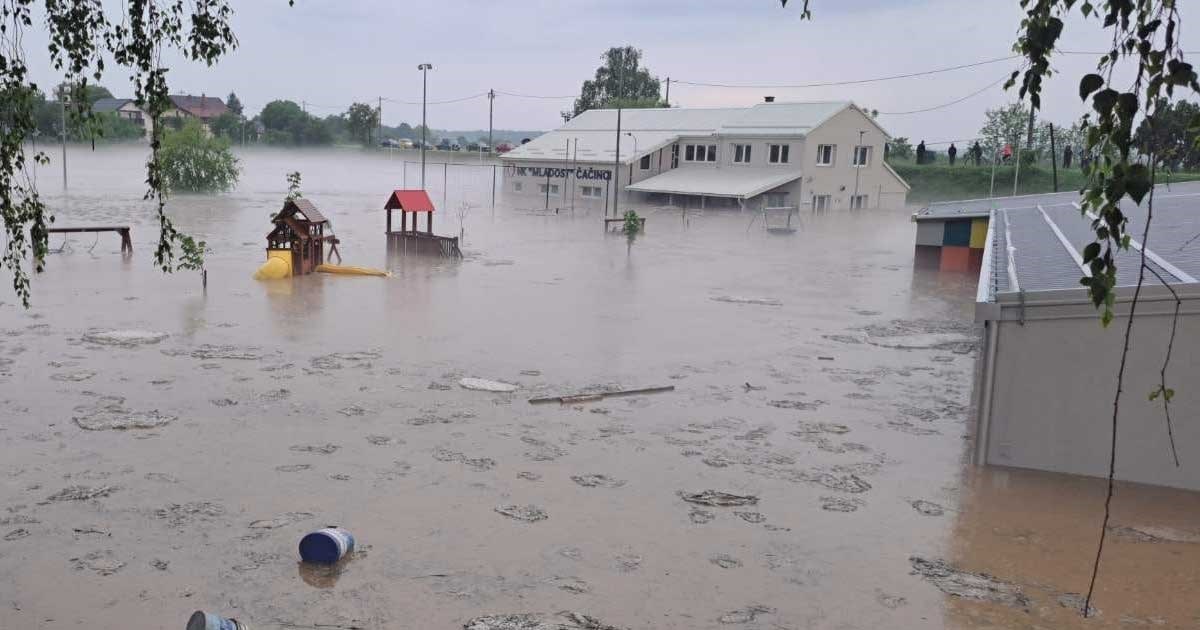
[{"left": 1, "top": 145, "right": 1197, "bottom": 629}]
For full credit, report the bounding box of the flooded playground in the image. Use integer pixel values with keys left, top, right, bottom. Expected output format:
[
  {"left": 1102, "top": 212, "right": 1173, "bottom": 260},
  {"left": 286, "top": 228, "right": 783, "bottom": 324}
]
[{"left": 1, "top": 146, "right": 1198, "bottom": 629}]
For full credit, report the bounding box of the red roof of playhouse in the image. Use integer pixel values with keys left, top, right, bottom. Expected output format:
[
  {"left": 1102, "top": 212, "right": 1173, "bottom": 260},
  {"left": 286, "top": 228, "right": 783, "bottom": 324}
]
[{"left": 385, "top": 189, "right": 436, "bottom": 212}]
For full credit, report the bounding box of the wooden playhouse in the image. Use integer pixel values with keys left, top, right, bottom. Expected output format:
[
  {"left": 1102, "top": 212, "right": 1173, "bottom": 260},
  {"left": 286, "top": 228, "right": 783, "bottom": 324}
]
[{"left": 264, "top": 197, "right": 340, "bottom": 276}]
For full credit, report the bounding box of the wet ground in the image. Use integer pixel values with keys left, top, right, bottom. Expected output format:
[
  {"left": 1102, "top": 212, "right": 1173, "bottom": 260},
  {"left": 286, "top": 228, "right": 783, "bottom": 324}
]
[{"left": 1, "top": 146, "right": 1198, "bottom": 629}]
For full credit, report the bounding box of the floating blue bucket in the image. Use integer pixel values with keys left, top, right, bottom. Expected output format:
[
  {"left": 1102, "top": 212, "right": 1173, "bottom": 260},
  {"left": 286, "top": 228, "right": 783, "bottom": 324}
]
[
  {"left": 299, "top": 527, "right": 355, "bottom": 564},
  {"left": 187, "top": 610, "right": 245, "bottom": 630}
]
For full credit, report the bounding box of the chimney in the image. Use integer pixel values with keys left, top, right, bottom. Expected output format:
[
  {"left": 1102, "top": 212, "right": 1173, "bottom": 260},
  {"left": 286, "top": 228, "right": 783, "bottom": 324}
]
[{"left": 764, "top": 96, "right": 775, "bottom": 103}]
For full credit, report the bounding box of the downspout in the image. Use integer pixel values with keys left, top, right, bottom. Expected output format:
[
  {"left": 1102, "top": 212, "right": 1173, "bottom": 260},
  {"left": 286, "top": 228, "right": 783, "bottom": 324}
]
[{"left": 974, "top": 319, "right": 1000, "bottom": 465}]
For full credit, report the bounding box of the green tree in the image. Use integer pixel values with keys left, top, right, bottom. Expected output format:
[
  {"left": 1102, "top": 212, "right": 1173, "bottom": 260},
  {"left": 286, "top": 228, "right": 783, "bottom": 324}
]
[
  {"left": 159, "top": 119, "right": 240, "bottom": 193},
  {"left": 226, "top": 91, "right": 243, "bottom": 116},
  {"left": 94, "top": 112, "right": 145, "bottom": 141},
  {"left": 887, "top": 137, "right": 913, "bottom": 160},
  {"left": 259, "top": 100, "right": 307, "bottom": 139},
  {"left": 978, "top": 102, "right": 1030, "bottom": 155},
  {"left": 1134, "top": 99, "right": 1200, "bottom": 171},
  {"left": 209, "top": 112, "right": 243, "bottom": 141},
  {"left": 572, "top": 46, "right": 664, "bottom": 116},
  {"left": 345, "top": 102, "right": 378, "bottom": 145}
]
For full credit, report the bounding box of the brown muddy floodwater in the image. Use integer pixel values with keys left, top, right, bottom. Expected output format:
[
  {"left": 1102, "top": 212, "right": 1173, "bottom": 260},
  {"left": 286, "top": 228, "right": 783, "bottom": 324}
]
[{"left": 1, "top": 146, "right": 1198, "bottom": 629}]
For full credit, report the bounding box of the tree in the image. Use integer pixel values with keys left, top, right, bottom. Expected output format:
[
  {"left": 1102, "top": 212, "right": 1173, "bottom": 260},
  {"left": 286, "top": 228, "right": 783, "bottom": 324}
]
[
  {"left": 345, "top": 102, "right": 378, "bottom": 145},
  {"left": 159, "top": 119, "right": 240, "bottom": 193},
  {"left": 887, "top": 137, "right": 913, "bottom": 160},
  {"left": 572, "top": 46, "right": 663, "bottom": 116},
  {"left": 259, "top": 100, "right": 307, "bottom": 138},
  {"left": 54, "top": 81, "right": 113, "bottom": 106},
  {"left": 1, "top": 1, "right": 238, "bottom": 306},
  {"left": 978, "top": 102, "right": 1030, "bottom": 156},
  {"left": 1134, "top": 99, "right": 1200, "bottom": 171},
  {"left": 209, "top": 112, "right": 243, "bottom": 142},
  {"left": 226, "top": 91, "right": 243, "bottom": 116}
]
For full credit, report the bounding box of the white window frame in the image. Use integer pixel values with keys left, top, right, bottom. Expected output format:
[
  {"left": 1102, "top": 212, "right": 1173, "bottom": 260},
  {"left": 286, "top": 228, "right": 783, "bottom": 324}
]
[
  {"left": 538, "top": 183, "right": 549, "bottom": 194},
  {"left": 706, "top": 144, "right": 717, "bottom": 162},
  {"left": 813, "top": 194, "right": 832, "bottom": 211},
  {"left": 732, "top": 144, "right": 752, "bottom": 164},
  {"left": 849, "top": 194, "right": 868, "bottom": 209},
  {"left": 639, "top": 154, "right": 651, "bottom": 170},
  {"left": 768, "top": 144, "right": 790, "bottom": 164},
  {"left": 550, "top": 183, "right": 560, "bottom": 195},
  {"left": 581, "top": 186, "right": 601, "bottom": 198},
  {"left": 852, "top": 145, "right": 871, "bottom": 167},
  {"left": 816, "top": 144, "right": 835, "bottom": 166}
]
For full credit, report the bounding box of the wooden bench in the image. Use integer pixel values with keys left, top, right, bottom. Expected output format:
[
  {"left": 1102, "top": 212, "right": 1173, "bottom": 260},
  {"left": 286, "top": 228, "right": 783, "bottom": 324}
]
[{"left": 45, "top": 226, "right": 132, "bottom": 253}]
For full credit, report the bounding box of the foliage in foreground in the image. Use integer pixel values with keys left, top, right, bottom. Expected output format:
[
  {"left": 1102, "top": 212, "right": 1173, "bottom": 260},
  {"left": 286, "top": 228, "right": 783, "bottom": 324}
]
[{"left": 159, "top": 120, "right": 240, "bottom": 194}]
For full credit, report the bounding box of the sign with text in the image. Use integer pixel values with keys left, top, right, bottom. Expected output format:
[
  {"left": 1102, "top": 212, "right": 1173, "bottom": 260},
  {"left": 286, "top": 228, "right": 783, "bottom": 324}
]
[{"left": 511, "top": 166, "right": 613, "bottom": 181}]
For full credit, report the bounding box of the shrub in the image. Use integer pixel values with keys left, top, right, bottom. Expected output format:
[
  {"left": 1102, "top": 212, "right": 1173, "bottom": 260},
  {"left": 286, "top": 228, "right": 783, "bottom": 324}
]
[{"left": 159, "top": 119, "right": 240, "bottom": 193}]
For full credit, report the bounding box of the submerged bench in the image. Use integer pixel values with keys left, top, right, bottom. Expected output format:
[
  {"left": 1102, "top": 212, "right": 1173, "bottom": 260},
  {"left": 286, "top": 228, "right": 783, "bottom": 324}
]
[{"left": 45, "top": 226, "right": 132, "bottom": 253}]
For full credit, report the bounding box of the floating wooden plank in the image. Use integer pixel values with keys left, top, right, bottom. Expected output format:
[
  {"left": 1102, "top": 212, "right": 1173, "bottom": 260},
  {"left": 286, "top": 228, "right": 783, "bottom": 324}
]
[{"left": 529, "top": 385, "right": 675, "bottom": 405}]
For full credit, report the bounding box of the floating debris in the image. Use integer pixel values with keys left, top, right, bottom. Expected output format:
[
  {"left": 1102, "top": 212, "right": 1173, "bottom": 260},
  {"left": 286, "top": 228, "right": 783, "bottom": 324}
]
[
  {"left": 689, "top": 509, "right": 716, "bottom": 524},
  {"left": 1056, "top": 592, "right": 1100, "bottom": 616},
  {"left": 3, "top": 528, "right": 30, "bottom": 541},
  {"left": 428, "top": 381, "right": 453, "bottom": 391},
  {"left": 275, "top": 464, "right": 312, "bottom": 473},
  {"left": 154, "top": 502, "right": 226, "bottom": 527},
  {"left": 150, "top": 558, "right": 170, "bottom": 571},
  {"left": 886, "top": 420, "right": 940, "bottom": 436},
  {"left": 734, "top": 511, "right": 766, "bottom": 524},
  {"left": 792, "top": 421, "right": 850, "bottom": 435},
  {"left": 570, "top": 474, "right": 626, "bottom": 488},
  {"left": 805, "top": 472, "right": 872, "bottom": 494},
  {"left": 69, "top": 550, "right": 124, "bottom": 576},
  {"left": 711, "top": 296, "right": 782, "bottom": 307},
  {"left": 338, "top": 405, "right": 368, "bottom": 417},
  {"left": 711, "top": 554, "right": 742, "bottom": 569},
  {"left": 680, "top": 490, "right": 759, "bottom": 507},
  {"left": 82, "top": 330, "right": 169, "bottom": 346},
  {"left": 210, "top": 398, "right": 238, "bottom": 407},
  {"left": 522, "top": 436, "right": 566, "bottom": 462},
  {"left": 717, "top": 605, "right": 775, "bottom": 624},
  {"left": 551, "top": 576, "right": 591, "bottom": 594},
  {"left": 529, "top": 385, "right": 674, "bottom": 405},
  {"left": 909, "top": 557, "right": 1029, "bottom": 608},
  {"left": 517, "top": 471, "right": 542, "bottom": 481},
  {"left": 495, "top": 504, "right": 548, "bottom": 522},
  {"left": 51, "top": 370, "right": 97, "bottom": 382},
  {"left": 767, "top": 399, "right": 825, "bottom": 411},
  {"left": 189, "top": 344, "right": 263, "bottom": 360},
  {"left": 460, "top": 377, "right": 519, "bottom": 393},
  {"left": 432, "top": 447, "right": 496, "bottom": 471},
  {"left": 365, "top": 435, "right": 400, "bottom": 446},
  {"left": 73, "top": 405, "right": 175, "bottom": 431},
  {"left": 820, "top": 496, "right": 865, "bottom": 512},
  {"left": 41, "top": 485, "right": 119, "bottom": 504},
  {"left": 876, "top": 591, "right": 908, "bottom": 609},
  {"left": 248, "top": 512, "right": 314, "bottom": 529},
  {"left": 290, "top": 443, "right": 340, "bottom": 455},
  {"left": 614, "top": 553, "right": 642, "bottom": 572},
  {"left": 910, "top": 500, "right": 945, "bottom": 516}
]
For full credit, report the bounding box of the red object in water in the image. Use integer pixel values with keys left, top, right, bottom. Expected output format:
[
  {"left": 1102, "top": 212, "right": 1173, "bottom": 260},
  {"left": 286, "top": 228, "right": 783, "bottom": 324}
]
[
  {"left": 495, "top": 143, "right": 512, "bottom": 154},
  {"left": 385, "top": 189, "right": 436, "bottom": 213}
]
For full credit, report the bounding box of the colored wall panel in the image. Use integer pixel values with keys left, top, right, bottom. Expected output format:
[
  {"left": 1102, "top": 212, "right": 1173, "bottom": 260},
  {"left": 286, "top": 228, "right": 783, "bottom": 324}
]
[
  {"left": 940, "top": 245, "right": 971, "bottom": 272},
  {"left": 970, "top": 217, "right": 989, "bottom": 249},
  {"left": 944, "top": 220, "right": 972, "bottom": 247},
  {"left": 915, "top": 220, "right": 945, "bottom": 247}
]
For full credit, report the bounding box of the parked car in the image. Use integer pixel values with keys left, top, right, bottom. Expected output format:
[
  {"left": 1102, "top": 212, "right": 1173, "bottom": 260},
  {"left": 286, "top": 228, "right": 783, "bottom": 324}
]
[
  {"left": 397, "top": 139, "right": 414, "bottom": 149},
  {"left": 437, "top": 139, "right": 452, "bottom": 151},
  {"left": 495, "top": 143, "right": 512, "bottom": 154},
  {"left": 467, "top": 142, "right": 480, "bottom": 152},
  {"left": 451, "top": 143, "right": 461, "bottom": 151},
  {"left": 380, "top": 138, "right": 399, "bottom": 148}
]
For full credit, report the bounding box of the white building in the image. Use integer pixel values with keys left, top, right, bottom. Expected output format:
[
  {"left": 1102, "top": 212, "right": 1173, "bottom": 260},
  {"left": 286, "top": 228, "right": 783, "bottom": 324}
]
[{"left": 499, "top": 100, "right": 910, "bottom": 212}]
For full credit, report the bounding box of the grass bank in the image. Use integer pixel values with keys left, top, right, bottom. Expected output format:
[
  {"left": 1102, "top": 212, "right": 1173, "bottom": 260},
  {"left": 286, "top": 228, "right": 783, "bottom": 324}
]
[{"left": 891, "top": 162, "right": 1200, "bottom": 205}]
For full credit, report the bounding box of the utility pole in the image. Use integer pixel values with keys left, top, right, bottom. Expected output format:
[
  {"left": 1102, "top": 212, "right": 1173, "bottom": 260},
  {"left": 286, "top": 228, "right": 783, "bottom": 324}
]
[
  {"left": 302, "top": 100, "right": 307, "bottom": 115},
  {"left": 665, "top": 77, "right": 670, "bottom": 107},
  {"left": 378, "top": 96, "right": 383, "bottom": 148},
  {"left": 418, "top": 63, "right": 433, "bottom": 188},
  {"left": 60, "top": 97, "right": 68, "bottom": 190},
  {"left": 612, "top": 50, "right": 625, "bottom": 219},
  {"left": 1026, "top": 107, "right": 1035, "bottom": 148},
  {"left": 487, "top": 89, "right": 495, "bottom": 154}
]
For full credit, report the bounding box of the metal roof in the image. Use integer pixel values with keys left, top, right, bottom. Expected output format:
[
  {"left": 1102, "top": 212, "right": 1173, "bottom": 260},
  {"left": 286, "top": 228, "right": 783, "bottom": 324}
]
[
  {"left": 625, "top": 168, "right": 803, "bottom": 200},
  {"left": 501, "top": 101, "right": 869, "bottom": 165},
  {"left": 980, "top": 180, "right": 1200, "bottom": 302},
  {"left": 914, "top": 189, "right": 1083, "bottom": 222},
  {"left": 385, "top": 189, "right": 436, "bottom": 213}
]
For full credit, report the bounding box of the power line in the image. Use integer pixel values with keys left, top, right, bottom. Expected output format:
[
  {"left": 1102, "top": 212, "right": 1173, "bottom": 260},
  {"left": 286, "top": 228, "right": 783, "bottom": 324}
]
[
  {"left": 382, "top": 92, "right": 488, "bottom": 106},
  {"left": 876, "top": 75, "right": 1008, "bottom": 116},
  {"left": 672, "top": 54, "right": 1019, "bottom": 89},
  {"left": 494, "top": 90, "right": 576, "bottom": 100}
]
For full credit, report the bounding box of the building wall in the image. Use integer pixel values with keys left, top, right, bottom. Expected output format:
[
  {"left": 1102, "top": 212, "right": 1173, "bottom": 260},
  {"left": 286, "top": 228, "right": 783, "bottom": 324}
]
[
  {"left": 801, "top": 107, "right": 909, "bottom": 209},
  {"left": 976, "top": 288, "right": 1200, "bottom": 490},
  {"left": 502, "top": 160, "right": 619, "bottom": 209},
  {"left": 118, "top": 103, "right": 153, "bottom": 138}
]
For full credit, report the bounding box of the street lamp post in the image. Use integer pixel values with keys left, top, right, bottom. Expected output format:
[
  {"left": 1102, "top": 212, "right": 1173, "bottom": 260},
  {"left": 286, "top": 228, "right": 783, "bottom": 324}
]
[
  {"left": 625, "top": 132, "right": 638, "bottom": 189},
  {"left": 418, "top": 63, "right": 433, "bottom": 189}
]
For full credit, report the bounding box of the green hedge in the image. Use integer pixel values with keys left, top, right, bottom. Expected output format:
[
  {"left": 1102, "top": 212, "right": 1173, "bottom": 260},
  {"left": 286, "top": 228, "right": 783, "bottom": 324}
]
[{"left": 892, "top": 163, "right": 1200, "bottom": 204}]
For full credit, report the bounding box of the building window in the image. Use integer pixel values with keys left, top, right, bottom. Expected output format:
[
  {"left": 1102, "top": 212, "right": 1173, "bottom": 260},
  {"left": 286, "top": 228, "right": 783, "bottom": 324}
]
[
  {"left": 513, "top": 182, "right": 523, "bottom": 192},
  {"left": 551, "top": 184, "right": 560, "bottom": 194},
  {"left": 733, "top": 144, "right": 752, "bottom": 164},
  {"left": 640, "top": 154, "right": 651, "bottom": 170},
  {"left": 813, "top": 194, "right": 832, "bottom": 211},
  {"left": 850, "top": 194, "right": 868, "bottom": 209},
  {"left": 671, "top": 144, "right": 679, "bottom": 168},
  {"left": 684, "top": 144, "right": 719, "bottom": 162},
  {"left": 816, "top": 144, "right": 835, "bottom": 166},
  {"left": 581, "top": 186, "right": 602, "bottom": 198},
  {"left": 769, "top": 144, "right": 790, "bottom": 164},
  {"left": 685, "top": 145, "right": 695, "bottom": 161},
  {"left": 765, "top": 192, "right": 788, "bottom": 207},
  {"left": 706, "top": 145, "right": 716, "bottom": 162},
  {"left": 539, "top": 183, "right": 560, "bottom": 194},
  {"left": 852, "top": 145, "right": 871, "bottom": 167}
]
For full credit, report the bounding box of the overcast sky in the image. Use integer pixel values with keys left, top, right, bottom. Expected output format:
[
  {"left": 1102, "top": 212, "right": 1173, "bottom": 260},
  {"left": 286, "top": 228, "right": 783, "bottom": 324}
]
[{"left": 22, "top": 0, "right": 1198, "bottom": 144}]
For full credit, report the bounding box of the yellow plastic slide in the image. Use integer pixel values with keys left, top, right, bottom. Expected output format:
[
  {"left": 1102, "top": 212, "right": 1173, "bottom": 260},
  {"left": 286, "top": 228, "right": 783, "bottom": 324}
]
[
  {"left": 253, "top": 256, "right": 291, "bottom": 280},
  {"left": 315, "top": 264, "right": 390, "bottom": 277}
]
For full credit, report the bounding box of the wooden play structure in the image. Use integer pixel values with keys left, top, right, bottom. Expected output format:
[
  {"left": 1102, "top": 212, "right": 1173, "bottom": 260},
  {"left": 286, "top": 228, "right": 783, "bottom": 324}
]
[
  {"left": 260, "top": 197, "right": 341, "bottom": 278},
  {"left": 384, "top": 189, "right": 462, "bottom": 258}
]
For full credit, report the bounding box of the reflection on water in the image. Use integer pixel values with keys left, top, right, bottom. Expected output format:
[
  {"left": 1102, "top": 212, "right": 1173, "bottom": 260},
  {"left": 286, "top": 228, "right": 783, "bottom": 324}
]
[{"left": 0, "top": 146, "right": 1196, "bottom": 629}]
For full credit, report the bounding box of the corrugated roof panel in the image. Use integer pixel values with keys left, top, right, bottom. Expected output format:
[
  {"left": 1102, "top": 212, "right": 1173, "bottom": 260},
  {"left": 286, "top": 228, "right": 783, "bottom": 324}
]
[{"left": 625, "top": 168, "right": 802, "bottom": 199}]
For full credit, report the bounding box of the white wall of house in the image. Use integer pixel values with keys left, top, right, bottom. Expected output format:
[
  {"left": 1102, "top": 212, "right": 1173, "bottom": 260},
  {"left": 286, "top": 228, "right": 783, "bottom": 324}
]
[
  {"left": 116, "top": 102, "right": 152, "bottom": 138},
  {"left": 801, "top": 107, "right": 909, "bottom": 210}
]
